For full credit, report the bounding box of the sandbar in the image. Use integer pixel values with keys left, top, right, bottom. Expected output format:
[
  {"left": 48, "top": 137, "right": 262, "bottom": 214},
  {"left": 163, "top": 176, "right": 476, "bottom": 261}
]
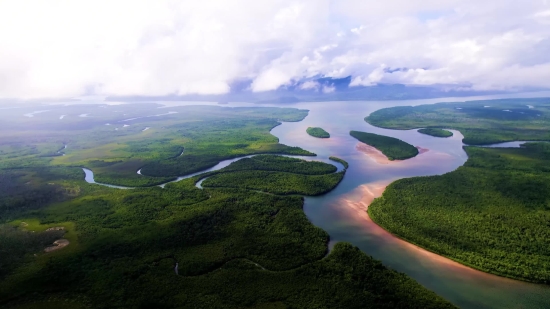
[
  {"left": 416, "top": 146, "right": 429, "bottom": 154},
  {"left": 355, "top": 143, "right": 398, "bottom": 164}
]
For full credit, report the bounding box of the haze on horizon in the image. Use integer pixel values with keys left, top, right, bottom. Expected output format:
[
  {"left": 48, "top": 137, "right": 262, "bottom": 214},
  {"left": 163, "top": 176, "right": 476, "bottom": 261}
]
[{"left": 1, "top": 0, "right": 550, "bottom": 100}]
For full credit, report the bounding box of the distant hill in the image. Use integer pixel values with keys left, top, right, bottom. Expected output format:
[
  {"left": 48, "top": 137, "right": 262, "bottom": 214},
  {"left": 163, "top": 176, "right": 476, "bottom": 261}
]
[{"left": 106, "top": 77, "right": 514, "bottom": 103}]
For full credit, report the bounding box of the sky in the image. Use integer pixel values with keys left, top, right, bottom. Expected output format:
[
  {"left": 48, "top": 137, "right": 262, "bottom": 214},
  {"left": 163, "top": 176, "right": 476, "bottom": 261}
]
[{"left": 1, "top": 0, "right": 549, "bottom": 99}]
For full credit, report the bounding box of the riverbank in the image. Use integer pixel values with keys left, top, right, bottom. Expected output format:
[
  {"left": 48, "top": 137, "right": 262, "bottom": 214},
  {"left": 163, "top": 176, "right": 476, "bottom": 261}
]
[{"left": 368, "top": 144, "right": 550, "bottom": 284}]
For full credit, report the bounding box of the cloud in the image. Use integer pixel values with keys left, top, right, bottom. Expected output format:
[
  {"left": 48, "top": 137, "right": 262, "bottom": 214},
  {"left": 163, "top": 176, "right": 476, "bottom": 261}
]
[
  {"left": 299, "top": 81, "right": 320, "bottom": 91},
  {"left": 322, "top": 84, "right": 336, "bottom": 93},
  {"left": 0, "top": 0, "right": 549, "bottom": 99}
]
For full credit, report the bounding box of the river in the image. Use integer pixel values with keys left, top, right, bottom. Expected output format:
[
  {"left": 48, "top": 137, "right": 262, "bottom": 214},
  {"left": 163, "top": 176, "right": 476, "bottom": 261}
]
[
  {"left": 266, "top": 97, "right": 550, "bottom": 309},
  {"left": 85, "top": 91, "right": 550, "bottom": 308}
]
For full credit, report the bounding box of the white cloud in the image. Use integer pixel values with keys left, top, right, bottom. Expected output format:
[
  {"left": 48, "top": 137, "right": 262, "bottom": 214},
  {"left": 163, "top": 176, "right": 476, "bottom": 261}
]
[
  {"left": 251, "top": 67, "right": 294, "bottom": 92},
  {"left": 299, "top": 81, "right": 320, "bottom": 91},
  {"left": 322, "top": 84, "right": 336, "bottom": 93},
  {"left": 534, "top": 9, "right": 550, "bottom": 24},
  {"left": 0, "top": 0, "right": 549, "bottom": 99}
]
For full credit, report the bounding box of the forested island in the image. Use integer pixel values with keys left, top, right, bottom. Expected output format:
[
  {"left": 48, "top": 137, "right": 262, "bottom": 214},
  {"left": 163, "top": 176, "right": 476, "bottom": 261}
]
[
  {"left": 365, "top": 98, "right": 550, "bottom": 144},
  {"left": 418, "top": 128, "right": 453, "bottom": 138},
  {"left": 0, "top": 103, "right": 454, "bottom": 309},
  {"left": 369, "top": 143, "right": 550, "bottom": 283},
  {"left": 349, "top": 130, "right": 419, "bottom": 160},
  {"left": 306, "top": 127, "right": 330, "bottom": 138}
]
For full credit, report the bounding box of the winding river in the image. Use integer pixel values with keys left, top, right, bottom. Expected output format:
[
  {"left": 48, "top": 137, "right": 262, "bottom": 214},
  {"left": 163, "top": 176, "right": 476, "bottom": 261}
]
[
  {"left": 84, "top": 155, "right": 345, "bottom": 190},
  {"left": 84, "top": 91, "right": 550, "bottom": 308}
]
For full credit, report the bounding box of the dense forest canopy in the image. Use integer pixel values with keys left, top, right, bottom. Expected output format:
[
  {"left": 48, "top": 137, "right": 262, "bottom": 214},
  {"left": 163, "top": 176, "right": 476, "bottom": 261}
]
[
  {"left": 369, "top": 142, "right": 550, "bottom": 284},
  {"left": 0, "top": 103, "right": 454, "bottom": 309}
]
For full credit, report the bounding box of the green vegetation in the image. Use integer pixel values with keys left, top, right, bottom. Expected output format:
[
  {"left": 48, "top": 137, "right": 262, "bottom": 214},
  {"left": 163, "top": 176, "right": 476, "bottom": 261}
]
[
  {"left": 0, "top": 224, "right": 65, "bottom": 278},
  {"left": 194, "top": 156, "right": 336, "bottom": 195},
  {"left": 200, "top": 155, "right": 344, "bottom": 196},
  {"left": 369, "top": 143, "right": 550, "bottom": 283},
  {"left": 0, "top": 103, "right": 454, "bottom": 308},
  {"left": 0, "top": 163, "right": 452, "bottom": 308},
  {"left": 306, "top": 127, "right": 330, "bottom": 138},
  {"left": 365, "top": 98, "right": 550, "bottom": 144},
  {"left": 349, "top": 130, "right": 419, "bottom": 160},
  {"left": 203, "top": 170, "right": 344, "bottom": 196},
  {"left": 217, "top": 155, "right": 337, "bottom": 175},
  {"left": 0, "top": 167, "right": 83, "bottom": 222},
  {"left": 366, "top": 97, "right": 550, "bottom": 283},
  {"left": 3, "top": 240, "right": 454, "bottom": 309},
  {"left": 0, "top": 104, "right": 312, "bottom": 187},
  {"left": 329, "top": 156, "right": 349, "bottom": 169},
  {"left": 418, "top": 128, "right": 453, "bottom": 138}
]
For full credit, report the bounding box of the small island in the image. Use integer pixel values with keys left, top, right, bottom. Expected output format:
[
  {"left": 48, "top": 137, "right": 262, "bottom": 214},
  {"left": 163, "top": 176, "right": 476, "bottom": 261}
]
[
  {"left": 350, "top": 130, "right": 418, "bottom": 160},
  {"left": 418, "top": 128, "right": 453, "bottom": 138},
  {"left": 306, "top": 127, "right": 330, "bottom": 138},
  {"left": 329, "top": 156, "right": 349, "bottom": 169}
]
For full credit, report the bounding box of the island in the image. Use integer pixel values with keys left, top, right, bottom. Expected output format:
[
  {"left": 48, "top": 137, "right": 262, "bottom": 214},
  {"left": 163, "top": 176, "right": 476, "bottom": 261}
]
[
  {"left": 349, "top": 130, "right": 419, "bottom": 160},
  {"left": 418, "top": 128, "right": 453, "bottom": 138},
  {"left": 306, "top": 127, "right": 330, "bottom": 138}
]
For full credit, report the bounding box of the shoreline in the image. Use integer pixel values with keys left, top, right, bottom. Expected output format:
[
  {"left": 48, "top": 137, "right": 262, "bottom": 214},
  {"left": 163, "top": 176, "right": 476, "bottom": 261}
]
[
  {"left": 340, "top": 181, "right": 539, "bottom": 285},
  {"left": 355, "top": 143, "right": 430, "bottom": 164},
  {"left": 355, "top": 143, "right": 399, "bottom": 164}
]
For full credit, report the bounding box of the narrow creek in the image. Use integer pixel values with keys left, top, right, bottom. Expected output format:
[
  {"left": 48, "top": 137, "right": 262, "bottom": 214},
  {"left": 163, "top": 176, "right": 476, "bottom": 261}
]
[{"left": 83, "top": 154, "right": 346, "bottom": 190}]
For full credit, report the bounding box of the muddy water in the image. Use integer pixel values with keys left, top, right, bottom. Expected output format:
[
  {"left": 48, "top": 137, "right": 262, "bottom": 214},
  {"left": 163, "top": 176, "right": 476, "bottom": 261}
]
[{"left": 266, "top": 99, "right": 550, "bottom": 309}]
